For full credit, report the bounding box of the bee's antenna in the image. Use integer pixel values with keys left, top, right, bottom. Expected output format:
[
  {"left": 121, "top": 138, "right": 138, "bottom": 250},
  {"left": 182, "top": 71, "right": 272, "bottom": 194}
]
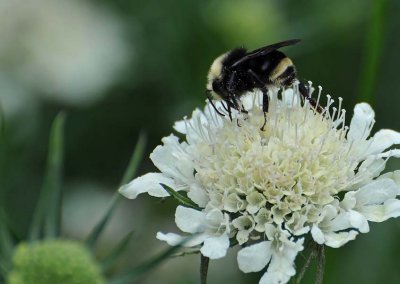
[{"left": 205, "top": 90, "right": 225, "bottom": 117}]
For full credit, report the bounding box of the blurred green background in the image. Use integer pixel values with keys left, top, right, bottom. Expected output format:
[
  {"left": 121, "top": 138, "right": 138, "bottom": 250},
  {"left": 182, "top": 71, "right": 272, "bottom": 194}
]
[{"left": 1, "top": 0, "right": 400, "bottom": 283}]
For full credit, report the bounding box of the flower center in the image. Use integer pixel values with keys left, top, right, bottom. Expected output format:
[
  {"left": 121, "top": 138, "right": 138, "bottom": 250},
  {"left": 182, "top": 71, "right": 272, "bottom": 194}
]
[{"left": 192, "top": 89, "right": 355, "bottom": 232}]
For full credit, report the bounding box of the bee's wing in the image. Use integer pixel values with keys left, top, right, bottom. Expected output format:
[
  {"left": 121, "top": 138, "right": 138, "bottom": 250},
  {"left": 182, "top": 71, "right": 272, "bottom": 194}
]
[{"left": 231, "top": 39, "right": 301, "bottom": 67}]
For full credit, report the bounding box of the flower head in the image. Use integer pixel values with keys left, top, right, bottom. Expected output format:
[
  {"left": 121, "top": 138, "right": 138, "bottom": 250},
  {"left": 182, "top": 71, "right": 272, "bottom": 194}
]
[
  {"left": 7, "top": 240, "right": 105, "bottom": 284},
  {"left": 120, "top": 83, "right": 400, "bottom": 284}
]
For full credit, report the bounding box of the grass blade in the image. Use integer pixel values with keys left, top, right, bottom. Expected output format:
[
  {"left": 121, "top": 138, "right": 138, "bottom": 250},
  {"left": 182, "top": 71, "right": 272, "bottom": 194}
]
[
  {"left": 356, "top": 0, "right": 388, "bottom": 105},
  {"left": 101, "top": 230, "right": 134, "bottom": 271},
  {"left": 0, "top": 257, "right": 9, "bottom": 280},
  {"left": 85, "top": 132, "right": 147, "bottom": 249},
  {"left": 29, "top": 112, "right": 66, "bottom": 240},
  {"left": 160, "top": 184, "right": 202, "bottom": 210},
  {"left": 119, "top": 131, "right": 147, "bottom": 187},
  {"left": 0, "top": 101, "right": 5, "bottom": 141},
  {"left": 0, "top": 104, "right": 14, "bottom": 277},
  {"left": 109, "top": 240, "right": 188, "bottom": 284},
  {"left": 0, "top": 209, "right": 13, "bottom": 277}
]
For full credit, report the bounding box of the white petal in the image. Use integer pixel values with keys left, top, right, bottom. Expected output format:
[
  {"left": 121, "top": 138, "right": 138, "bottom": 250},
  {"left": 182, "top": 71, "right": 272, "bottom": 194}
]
[
  {"left": 348, "top": 103, "right": 374, "bottom": 141},
  {"left": 322, "top": 211, "right": 369, "bottom": 248},
  {"left": 156, "top": 232, "right": 207, "bottom": 247},
  {"left": 381, "top": 199, "right": 400, "bottom": 219},
  {"left": 200, "top": 234, "right": 230, "bottom": 259},
  {"left": 311, "top": 225, "right": 325, "bottom": 244},
  {"left": 237, "top": 241, "right": 272, "bottom": 273},
  {"left": 260, "top": 238, "right": 304, "bottom": 284},
  {"left": 150, "top": 135, "right": 194, "bottom": 185},
  {"left": 175, "top": 206, "right": 206, "bottom": 233},
  {"left": 205, "top": 209, "right": 229, "bottom": 234},
  {"left": 173, "top": 120, "right": 187, "bottom": 134},
  {"left": 340, "top": 191, "right": 356, "bottom": 210},
  {"left": 156, "top": 232, "right": 183, "bottom": 246},
  {"left": 348, "top": 210, "right": 369, "bottom": 233},
  {"left": 182, "top": 109, "right": 212, "bottom": 144},
  {"left": 371, "top": 149, "right": 400, "bottom": 160},
  {"left": 119, "top": 173, "right": 174, "bottom": 199},
  {"left": 331, "top": 211, "right": 369, "bottom": 232},
  {"left": 378, "top": 170, "right": 400, "bottom": 188},
  {"left": 260, "top": 270, "right": 291, "bottom": 284},
  {"left": 355, "top": 179, "right": 398, "bottom": 205},
  {"left": 324, "top": 230, "right": 359, "bottom": 248},
  {"left": 366, "top": 129, "right": 400, "bottom": 156},
  {"left": 188, "top": 183, "right": 209, "bottom": 207},
  {"left": 292, "top": 226, "right": 310, "bottom": 236},
  {"left": 355, "top": 158, "right": 386, "bottom": 183},
  {"left": 358, "top": 199, "right": 400, "bottom": 222}
]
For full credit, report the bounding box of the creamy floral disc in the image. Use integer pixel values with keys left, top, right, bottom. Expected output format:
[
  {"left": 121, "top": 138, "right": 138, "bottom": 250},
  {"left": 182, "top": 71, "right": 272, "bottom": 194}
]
[{"left": 120, "top": 83, "right": 400, "bottom": 284}]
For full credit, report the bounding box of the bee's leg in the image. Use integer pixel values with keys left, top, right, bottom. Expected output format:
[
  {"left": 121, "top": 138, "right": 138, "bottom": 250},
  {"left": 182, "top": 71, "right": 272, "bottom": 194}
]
[
  {"left": 205, "top": 90, "right": 225, "bottom": 116},
  {"left": 229, "top": 96, "right": 240, "bottom": 125},
  {"left": 236, "top": 118, "right": 241, "bottom": 127},
  {"left": 247, "top": 69, "right": 269, "bottom": 131},
  {"left": 260, "top": 87, "right": 269, "bottom": 131},
  {"left": 226, "top": 103, "right": 233, "bottom": 122},
  {"left": 218, "top": 99, "right": 229, "bottom": 113},
  {"left": 239, "top": 104, "right": 249, "bottom": 123},
  {"left": 214, "top": 96, "right": 232, "bottom": 121},
  {"left": 298, "top": 82, "right": 323, "bottom": 113}
]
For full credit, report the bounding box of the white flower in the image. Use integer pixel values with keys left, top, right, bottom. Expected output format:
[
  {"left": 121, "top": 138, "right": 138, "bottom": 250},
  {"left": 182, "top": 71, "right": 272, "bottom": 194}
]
[
  {"left": 0, "top": 0, "right": 129, "bottom": 105},
  {"left": 120, "top": 83, "right": 400, "bottom": 283}
]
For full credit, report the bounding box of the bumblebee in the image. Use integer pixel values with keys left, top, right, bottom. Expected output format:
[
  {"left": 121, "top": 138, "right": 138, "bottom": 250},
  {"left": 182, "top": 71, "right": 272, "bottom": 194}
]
[{"left": 205, "top": 39, "right": 320, "bottom": 129}]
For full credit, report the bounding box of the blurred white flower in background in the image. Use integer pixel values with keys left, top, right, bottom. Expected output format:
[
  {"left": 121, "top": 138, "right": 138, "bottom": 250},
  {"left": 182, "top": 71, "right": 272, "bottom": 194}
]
[{"left": 0, "top": 0, "right": 130, "bottom": 116}]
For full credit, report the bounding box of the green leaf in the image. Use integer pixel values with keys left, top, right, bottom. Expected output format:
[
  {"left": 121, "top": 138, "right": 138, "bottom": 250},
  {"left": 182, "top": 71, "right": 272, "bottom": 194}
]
[
  {"left": 85, "top": 132, "right": 147, "bottom": 249},
  {"left": 100, "top": 230, "right": 134, "bottom": 272},
  {"left": 29, "top": 112, "right": 66, "bottom": 241},
  {"left": 160, "top": 183, "right": 202, "bottom": 210},
  {"left": 108, "top": 239, "right": 190, "bottom": 284}
]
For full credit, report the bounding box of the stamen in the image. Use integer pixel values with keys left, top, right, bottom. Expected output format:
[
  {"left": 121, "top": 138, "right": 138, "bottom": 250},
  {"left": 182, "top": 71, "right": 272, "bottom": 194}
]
[
  {"left": 335, "top": 109, "right": 346, "bottom": 129},
  {"left": 307, "top": 81, "right": 314, "bottom": 98},
  {"left": 315, "top": 86, "right": 322, "bottom": 113},
  {"left": 206, "top": 103, "right": 219, "bottom": 127},
  {"left": 195, "top": 115, "right": 208, "bottom": 142},
  {"left": 322, "top": 95, "right": 334, "bottom": 118},
  {"left": 330, "top": 107, "right": 337, "bottom": 127},
  {"left": 302, "top": 100, "right": 312, "bottom": 123},
  {"left": 340, "top": 111, "right": 347, "bottom": 131},
  {"left": 336, "top": 97, "right": 343, "bottom": 121},
  {"left": 252, "top": 91, "right": 258, "bottom": 109}
]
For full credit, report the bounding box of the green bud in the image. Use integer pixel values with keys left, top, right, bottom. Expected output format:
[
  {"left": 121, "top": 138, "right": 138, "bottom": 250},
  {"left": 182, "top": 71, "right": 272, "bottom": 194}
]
[{"left": 7, "top": 240, "right": 105, "bottom": 284}]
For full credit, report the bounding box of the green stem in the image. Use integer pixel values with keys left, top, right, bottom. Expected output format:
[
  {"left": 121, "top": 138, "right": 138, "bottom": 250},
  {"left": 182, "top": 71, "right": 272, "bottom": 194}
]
[
  {"left": 295, "top": 246, "right": 317, "bottom": 284},
  {"left": 315, "top": 245, "right": 325, "bottom": 284},
  {"left": 200, "top": 254, "right": 209, "bottom": 284}
]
